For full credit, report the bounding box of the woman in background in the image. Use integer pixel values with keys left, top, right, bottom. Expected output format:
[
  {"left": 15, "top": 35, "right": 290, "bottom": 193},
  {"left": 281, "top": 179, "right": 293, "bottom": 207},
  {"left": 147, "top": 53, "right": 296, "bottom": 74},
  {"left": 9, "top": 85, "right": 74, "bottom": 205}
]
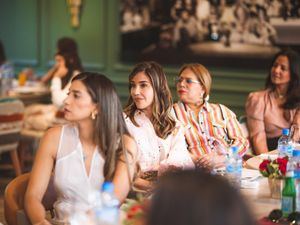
[
  {"left": 50, "top": 51, "right": 82, "bottom": 108},
  {"left": 23, "top": 51, "right": 82, "bottom": 131},
  {"left": 25, "top": 72, "right": 137, "bottom": 225},
  {"left": 148, "top": 170, "right": 257, "bottom": 225},
  {"left": 246, "top": 49, "right": 300, "bottom": 154},
  {"left": 124, "top": 61, "right": 194, "bottom": 192},
  {"left": 0, "top": 40, "right": 14, "bottom": 95},
  {"left": 41, "top": 37, "right": 82, "bottom": 84},
  {"left": 173, "top": 63, "right": 248, "bottom": 168}
]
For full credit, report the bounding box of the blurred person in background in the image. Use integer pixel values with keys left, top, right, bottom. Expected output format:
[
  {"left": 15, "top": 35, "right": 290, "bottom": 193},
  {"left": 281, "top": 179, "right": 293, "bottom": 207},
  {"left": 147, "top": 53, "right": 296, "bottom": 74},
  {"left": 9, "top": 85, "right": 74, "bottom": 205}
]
[
  {"left": 0, "top": 40, "right": 15, "bottom": 95},
  {"left": 41, "top": 37, "right": 82, "bottom": 84}
]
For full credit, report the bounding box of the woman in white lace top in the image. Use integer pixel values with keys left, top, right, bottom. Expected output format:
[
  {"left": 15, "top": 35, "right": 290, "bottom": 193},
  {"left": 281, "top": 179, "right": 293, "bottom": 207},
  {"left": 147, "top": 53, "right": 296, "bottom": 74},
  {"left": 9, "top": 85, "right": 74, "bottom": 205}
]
[{"left": 124, "top": 61, "right": 194, "bottom": 192}]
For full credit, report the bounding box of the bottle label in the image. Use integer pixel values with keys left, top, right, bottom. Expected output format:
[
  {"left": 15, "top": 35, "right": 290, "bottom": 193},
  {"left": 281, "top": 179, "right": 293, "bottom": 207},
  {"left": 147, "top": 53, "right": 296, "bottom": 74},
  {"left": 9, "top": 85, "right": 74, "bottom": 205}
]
[
  {"left": 296, "top": 182, "right": 300, "bottom": 211},
  {"left": 282, "top": 196, "right": 294, "bottom": 214}
]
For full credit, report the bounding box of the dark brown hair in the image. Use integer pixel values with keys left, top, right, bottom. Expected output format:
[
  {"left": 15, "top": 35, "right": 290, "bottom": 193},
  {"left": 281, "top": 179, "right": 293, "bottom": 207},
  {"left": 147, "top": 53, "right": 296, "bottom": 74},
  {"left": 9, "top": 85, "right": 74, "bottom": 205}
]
[
  {"left": 56, "top": 51, "right": 83, "bottom": 89},
  {"left": 72, "top": 72, "right": 130, "bottom": 181},
  {"left": 265, "top": 49, "right": 300, "bottom": 109}
]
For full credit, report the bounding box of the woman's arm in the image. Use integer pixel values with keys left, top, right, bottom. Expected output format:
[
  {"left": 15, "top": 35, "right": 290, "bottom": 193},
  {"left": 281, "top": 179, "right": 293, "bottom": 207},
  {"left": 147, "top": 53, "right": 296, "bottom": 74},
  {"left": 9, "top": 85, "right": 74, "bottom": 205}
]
[
  {"left": 245, "top": 92, "right": 269, "bottom": 154},
  {"left": 40, "top": 66, "right": 57, "bottom": 84},
  {"left": 291, "top": 108, "right": 300, "bottom": 142},
  {"left": 165, "top": 125, "right": 195, "bottom": 169},
  {"left": 24, "top": 127, "right": 61, "bottom": 224},
  {"left": 113, "top": 134, "right": 137, "bottom": 202}
]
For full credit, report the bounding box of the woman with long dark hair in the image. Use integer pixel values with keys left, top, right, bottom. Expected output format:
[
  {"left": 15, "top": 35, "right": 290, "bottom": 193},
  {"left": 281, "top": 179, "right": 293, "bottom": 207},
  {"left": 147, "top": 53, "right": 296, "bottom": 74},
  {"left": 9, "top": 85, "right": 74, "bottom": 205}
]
[
  {"left": 25, "top": 72, "right": 137, "bottom": 224},
  {"left": 246, "top": 49, "right": 300, "bottom": 154}
]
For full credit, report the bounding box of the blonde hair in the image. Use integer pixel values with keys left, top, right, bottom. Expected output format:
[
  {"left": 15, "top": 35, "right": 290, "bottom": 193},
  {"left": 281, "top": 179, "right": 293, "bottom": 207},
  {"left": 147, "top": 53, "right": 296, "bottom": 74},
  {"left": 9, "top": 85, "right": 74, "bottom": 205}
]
[{"left": 178, "top": 63, "right": 212, "bottom": 100}]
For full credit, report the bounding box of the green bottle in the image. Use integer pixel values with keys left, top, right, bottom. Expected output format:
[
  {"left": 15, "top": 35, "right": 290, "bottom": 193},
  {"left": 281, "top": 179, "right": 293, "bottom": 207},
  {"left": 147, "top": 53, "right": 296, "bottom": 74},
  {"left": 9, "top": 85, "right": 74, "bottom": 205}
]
[{"left": 281, "top": 170, "right": 296, "bottom": 217}]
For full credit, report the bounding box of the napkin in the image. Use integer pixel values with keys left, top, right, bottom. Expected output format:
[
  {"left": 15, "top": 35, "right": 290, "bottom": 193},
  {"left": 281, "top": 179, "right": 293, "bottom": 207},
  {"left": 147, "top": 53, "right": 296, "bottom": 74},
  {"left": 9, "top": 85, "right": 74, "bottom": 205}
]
[{"left": 241, "top": 168, "right": 261, "bottom": 189}]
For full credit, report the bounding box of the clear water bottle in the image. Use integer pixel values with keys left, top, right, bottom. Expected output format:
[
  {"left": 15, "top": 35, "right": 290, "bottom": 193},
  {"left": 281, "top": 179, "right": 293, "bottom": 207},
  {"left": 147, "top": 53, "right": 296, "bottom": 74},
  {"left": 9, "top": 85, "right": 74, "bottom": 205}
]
[
  {"left": 225, "top": 146, "right": 242, "bottom": 188},
  {"left": 292, "top": 150, "right": 300, "bottom": 211},
  {"left": 95, "top": 182, "right": 120, "bottom": 225},
  {"left": 278, "top": 128, "right": 293, "bottom": 158}
]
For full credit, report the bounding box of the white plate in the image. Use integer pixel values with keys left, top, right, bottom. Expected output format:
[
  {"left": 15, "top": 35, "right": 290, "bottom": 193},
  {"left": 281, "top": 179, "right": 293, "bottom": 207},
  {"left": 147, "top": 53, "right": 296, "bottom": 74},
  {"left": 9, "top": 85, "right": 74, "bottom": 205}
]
[
  {"left": 13, "top": 86, "right": 48, "bottom": 94},
  {"left": 245, "top": 150, "right": 278, "bottom": 170}
]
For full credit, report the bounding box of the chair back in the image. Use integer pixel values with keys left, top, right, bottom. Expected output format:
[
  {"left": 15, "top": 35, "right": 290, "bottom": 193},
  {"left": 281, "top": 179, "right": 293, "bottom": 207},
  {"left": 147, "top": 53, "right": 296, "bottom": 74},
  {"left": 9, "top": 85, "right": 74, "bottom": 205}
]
[
  {"left": 4, "top": 173, "right": 57, "bottom": 225},
  {"left": 0, "top": 98, "right": 24, "bottom": 154}
]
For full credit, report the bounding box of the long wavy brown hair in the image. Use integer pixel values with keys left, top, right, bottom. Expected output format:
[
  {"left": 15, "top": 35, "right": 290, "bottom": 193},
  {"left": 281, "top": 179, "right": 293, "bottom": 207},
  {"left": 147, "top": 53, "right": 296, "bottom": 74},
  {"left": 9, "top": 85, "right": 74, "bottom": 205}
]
[
  {"left": 72, "top": 72, "right": 130, "bottom": 181},
  {"left": 124, "top": 61, "right": 176, "bottom": 139}
]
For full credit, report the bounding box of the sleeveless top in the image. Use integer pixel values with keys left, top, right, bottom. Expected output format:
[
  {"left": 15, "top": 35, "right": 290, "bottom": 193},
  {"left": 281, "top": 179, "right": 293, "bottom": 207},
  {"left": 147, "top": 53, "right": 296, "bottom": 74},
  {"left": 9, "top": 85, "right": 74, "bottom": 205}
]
[{"left": 53, "top": 124, "right": 105, "bottom": 222}]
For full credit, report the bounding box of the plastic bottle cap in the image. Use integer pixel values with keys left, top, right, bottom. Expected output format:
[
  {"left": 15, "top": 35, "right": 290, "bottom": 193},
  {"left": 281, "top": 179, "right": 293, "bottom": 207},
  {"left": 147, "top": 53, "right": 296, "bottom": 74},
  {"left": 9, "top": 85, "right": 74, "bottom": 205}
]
[
  {"left": 282, "top": 128, "right": 289, "bottom": 135},
  {"left": 102, "top": 181, "right": 114, "bottom": 193},
  {"left": 293, "top": 150, "right": 300, "bottom": 157},
  {"left": 231, "top": 146, "right": 238, "bottom": 154}
]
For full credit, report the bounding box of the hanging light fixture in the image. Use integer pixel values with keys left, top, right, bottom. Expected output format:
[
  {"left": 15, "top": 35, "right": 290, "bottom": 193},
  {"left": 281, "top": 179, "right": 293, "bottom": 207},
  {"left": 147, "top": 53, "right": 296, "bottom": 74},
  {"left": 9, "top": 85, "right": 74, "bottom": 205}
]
[{"left": 66, "top": 0, "right": 82, "bottom": 28}]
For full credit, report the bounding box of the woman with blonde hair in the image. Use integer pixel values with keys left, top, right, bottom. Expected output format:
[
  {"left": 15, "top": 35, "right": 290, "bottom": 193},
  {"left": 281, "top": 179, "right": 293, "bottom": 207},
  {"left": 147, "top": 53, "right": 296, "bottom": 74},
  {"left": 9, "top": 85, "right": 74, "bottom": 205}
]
[
  {"left": 173, "top": 63, "right": 248, "bottom": 168},
  {"left": 124, "top": 61, "right": 194, "bottom": 192}
]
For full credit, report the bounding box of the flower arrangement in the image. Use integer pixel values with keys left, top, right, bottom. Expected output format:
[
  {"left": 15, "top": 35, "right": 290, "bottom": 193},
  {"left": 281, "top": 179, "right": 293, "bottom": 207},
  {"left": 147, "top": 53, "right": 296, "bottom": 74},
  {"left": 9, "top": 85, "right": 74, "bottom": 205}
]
[
  {"left": 122, "top": 196, "right": 148, "bottom": 225},
  {"left": 259, "top": 157, "right": 288, "bottom": 179}
]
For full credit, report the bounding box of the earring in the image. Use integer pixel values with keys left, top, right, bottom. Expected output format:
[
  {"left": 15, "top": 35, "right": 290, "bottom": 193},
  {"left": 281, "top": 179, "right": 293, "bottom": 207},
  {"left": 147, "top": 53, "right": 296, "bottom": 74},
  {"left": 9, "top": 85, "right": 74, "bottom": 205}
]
[{"left": 91, "top": 111, "right": 97, "bottom": 120}]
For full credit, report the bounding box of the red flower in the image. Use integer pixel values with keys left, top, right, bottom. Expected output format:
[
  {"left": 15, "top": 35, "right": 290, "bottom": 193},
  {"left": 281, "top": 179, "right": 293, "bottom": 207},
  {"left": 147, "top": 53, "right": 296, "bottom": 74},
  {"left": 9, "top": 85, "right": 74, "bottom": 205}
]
[
  {"left": 127, "top": 204, "right": 143, "bottom": 219},
  {"left": 259, "top": 159, "right": 271, "bottom": 171}
]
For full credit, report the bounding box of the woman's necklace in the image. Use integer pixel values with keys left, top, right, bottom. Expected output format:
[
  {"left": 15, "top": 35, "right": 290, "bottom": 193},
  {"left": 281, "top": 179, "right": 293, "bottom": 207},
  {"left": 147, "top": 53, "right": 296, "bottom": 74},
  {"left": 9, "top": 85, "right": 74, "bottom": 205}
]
[{"left": 274, "top": 90, "right": 286, "bottom": 99}]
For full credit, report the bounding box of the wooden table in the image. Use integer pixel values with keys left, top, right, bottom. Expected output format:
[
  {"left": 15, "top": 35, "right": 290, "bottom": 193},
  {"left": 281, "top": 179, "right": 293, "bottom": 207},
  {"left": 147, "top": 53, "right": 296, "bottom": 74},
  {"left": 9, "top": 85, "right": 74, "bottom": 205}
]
[
  {"left": 241, "top": 176, "right": 280, "bottom": 219},
  {"left": 8, "top": 84, "right": 50, "bottom": 106}
]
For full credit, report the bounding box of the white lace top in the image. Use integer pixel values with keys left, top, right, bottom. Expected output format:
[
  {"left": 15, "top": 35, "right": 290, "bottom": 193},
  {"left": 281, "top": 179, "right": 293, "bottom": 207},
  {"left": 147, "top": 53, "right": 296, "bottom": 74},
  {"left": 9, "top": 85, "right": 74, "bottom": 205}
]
[
  {"left": 53, "top": 124, "right": 104, "bottom": 222},
  {"left": 124, "top": 111, "right": 194, "bottom": 173}
]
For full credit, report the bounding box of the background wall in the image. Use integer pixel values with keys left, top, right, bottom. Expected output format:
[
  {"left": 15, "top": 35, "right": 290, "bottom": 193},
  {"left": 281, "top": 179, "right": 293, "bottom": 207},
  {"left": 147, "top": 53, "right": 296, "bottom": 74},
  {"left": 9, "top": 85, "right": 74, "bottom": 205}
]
[{"left": 0, "top": 0, "right": 267, "bottom": 117}]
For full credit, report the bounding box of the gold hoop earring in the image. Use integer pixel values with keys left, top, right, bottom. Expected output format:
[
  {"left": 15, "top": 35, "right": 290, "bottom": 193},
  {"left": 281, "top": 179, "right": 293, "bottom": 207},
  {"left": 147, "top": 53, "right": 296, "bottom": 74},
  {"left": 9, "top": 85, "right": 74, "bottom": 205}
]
[{"left": 91, "top": 111, "right": 97, "bottom": 120}]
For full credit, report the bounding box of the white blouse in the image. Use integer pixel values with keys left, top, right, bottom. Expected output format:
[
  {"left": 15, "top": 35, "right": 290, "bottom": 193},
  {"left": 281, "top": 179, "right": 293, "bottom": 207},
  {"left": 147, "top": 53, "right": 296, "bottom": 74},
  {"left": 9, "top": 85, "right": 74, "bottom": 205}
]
[
  {"left": 124, "top": 111, "right": 194, "bottom": 173},
  {"left": 53, "top": 124, "right": 104, "bottom": 222},
  {"left": 50, "top": 71, "right": 80, "bottom": 108}
]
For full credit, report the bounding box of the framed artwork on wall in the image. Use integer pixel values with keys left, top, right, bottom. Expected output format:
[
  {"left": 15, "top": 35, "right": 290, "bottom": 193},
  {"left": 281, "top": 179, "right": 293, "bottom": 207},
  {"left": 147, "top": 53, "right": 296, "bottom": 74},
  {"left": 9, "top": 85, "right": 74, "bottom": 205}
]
[{"left": 119, "top": 0, "right": 300, "bottom": 69}]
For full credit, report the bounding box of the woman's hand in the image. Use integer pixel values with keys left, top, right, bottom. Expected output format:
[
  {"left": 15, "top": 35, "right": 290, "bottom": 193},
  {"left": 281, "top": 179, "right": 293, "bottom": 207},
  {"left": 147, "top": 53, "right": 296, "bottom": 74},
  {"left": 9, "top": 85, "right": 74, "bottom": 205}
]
[
  {"left": 194, "top": 153, "right": 226, "bottom": 169},
  {"left": 53, "top": 65, "right": 68, "bottom": 78}
]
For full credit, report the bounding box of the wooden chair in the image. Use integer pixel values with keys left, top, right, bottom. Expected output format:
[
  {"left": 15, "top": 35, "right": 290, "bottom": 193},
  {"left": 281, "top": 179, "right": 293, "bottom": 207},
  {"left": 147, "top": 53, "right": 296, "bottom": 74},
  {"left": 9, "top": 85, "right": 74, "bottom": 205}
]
[
  {"left": 4, "top": 173, "right": 57, "bottom": 225},
  {"left": 0, "top": 98, "right": 24, "bottom": 176}
]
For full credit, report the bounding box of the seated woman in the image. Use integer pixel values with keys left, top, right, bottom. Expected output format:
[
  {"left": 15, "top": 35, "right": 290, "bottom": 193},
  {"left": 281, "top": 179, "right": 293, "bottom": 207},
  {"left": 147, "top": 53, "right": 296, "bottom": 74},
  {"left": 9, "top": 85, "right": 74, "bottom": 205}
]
[
  {"left": 124, "top": 61, "right": 194, "bottom": 192},
  {"left": 40, "top": 37, "right": 81, "bottom": 84},
  {"left": 24, "top": 51, "right": 82, "bottom": 131},
  {"left": 25, "top": 72, "right": 137, "bottom": 225},
  {"left": 246, "top": 49, "right": 300, "bottom": 154},
  {"left": 50, "top": 51, "right": 82, "bottom": 108},
  {"left": 173, "top": 63, "right": 248, "bottom": 168},
  {"left": 148, "top": 170, "right": 257, "bottom": 225}
]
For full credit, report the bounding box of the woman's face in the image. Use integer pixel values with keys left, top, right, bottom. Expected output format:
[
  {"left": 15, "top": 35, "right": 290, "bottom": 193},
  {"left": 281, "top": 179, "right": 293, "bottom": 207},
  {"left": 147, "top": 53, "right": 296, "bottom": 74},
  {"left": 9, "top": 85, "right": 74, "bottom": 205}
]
[
  {"left": 176, "top": 68, "right": 205, "bottom": 105},
  {"left": 271, "top": 55, "right": 290, "bottom": 87},
  {"left": 130, "top": 72, "right": 154, "bottom": 117},
  {"left": 63, "top": 80, "right": 97, "bottom": 122},
  {"left": 55, "top": 54, "right": 66, "bottom": 68}
]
